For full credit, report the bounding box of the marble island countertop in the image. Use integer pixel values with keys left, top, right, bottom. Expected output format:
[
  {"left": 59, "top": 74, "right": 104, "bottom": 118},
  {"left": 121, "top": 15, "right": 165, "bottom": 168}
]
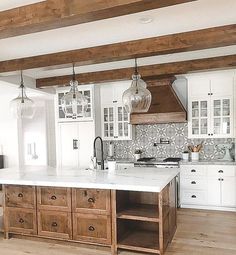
[{"left": 0, "top": 166, "right": 179, "bottom": 193}]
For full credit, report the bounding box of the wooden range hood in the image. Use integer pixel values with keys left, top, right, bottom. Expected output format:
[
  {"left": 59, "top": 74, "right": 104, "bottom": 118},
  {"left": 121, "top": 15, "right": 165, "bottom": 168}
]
[{"left": 130, "top": 76, "right": 187, "bottom": 125}]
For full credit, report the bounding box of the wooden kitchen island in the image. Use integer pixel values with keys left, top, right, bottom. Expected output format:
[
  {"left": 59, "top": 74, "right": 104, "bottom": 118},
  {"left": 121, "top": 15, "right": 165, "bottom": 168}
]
[{"left": 0, "top": 167, "right": 178, "bottom": 255}]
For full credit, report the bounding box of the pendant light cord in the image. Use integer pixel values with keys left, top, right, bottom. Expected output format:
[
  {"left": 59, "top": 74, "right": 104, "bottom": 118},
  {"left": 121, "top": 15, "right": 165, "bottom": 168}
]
[
  {"left": 134, "top": 58, "right": 139, "bottom": 94},
  {"left": 20, "top": 70, "right": 25, "bottom": 103}
]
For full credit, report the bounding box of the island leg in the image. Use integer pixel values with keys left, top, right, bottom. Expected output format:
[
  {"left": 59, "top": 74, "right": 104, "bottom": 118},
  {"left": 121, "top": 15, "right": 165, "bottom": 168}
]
[{"left": 111, "top": 190, "right": 118, "bottom": 255}]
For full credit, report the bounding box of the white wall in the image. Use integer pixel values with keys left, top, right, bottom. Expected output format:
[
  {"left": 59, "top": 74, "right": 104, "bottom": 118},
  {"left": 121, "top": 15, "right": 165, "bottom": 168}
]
[{"left": 0, "top": 82, "right": 20, "bottom": 167}]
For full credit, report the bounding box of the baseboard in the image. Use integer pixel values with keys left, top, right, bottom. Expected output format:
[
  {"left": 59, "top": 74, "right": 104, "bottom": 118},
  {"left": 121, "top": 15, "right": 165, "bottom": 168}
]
[{"left": 180, "top": 204, "right": 236, "bottom": 212}]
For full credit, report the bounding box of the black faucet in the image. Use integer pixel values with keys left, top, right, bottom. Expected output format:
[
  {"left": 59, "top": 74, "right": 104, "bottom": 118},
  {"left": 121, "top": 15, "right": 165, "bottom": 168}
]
[{"left": 93, "top": 136, "right": 105, "bottom": 170}]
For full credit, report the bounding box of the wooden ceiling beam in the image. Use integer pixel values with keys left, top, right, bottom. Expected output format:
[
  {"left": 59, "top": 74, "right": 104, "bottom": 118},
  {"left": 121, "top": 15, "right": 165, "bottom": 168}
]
[
  {"left": 36, "top": 54, "right": 236, "bottom": 88},
  {"left": 0, "top": 0, "right": 195, "bottom": 39},
  {"left": 1, "top": 24, "right": 236, "bottom": 73}
]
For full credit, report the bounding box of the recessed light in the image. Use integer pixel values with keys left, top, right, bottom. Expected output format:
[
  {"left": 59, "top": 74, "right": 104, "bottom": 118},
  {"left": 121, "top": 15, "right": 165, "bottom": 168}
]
[{"left": 139, "top": 16, "right": 153, "bottom": 24}]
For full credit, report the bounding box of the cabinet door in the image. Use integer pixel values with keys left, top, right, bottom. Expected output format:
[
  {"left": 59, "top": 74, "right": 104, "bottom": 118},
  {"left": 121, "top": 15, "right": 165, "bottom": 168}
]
[
  {"left": 221, "top": 177, "right": 236, "bottom": 207},
  {"left": 210, "top": 74, "right": 234, "bottom": 96},
  {"left": 116, "top": 105, "right": 131, "bottom": 140},
  {"left": 188, "top": 77, "right": 210, "bottom": 98},
  {"left": 58, "top": 123, "right": 79, "bottom": 168},
  {"left": 211, "top": 97, "right": 233, "bottom": 137},
  {"left": 207, "top": 179, "right": 221, "bottom": 206},
  {"left": 189, "top": 99, "right": 210, "bottom": 137},
  {"left": 102, "top": 106, "right": 115, "bottom": 140}
]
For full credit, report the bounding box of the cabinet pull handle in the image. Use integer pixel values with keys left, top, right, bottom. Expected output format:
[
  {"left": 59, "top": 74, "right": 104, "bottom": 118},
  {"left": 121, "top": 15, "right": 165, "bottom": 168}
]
[
  {"left": 218, "top": 178, "right": 224, "bottom": 181},
  {"left": 18, "top": 193, "right": 23, "bottom": 198},
  {"left": 19, "top": 218, "right": 24, "bottom": 224},
  {"left": 218, "top": 170, "right": 223, "bottom": 173},
  {"left": 113, "top": 100, "right": 117, "bottom": 103},
  {"left": 191, "top": 195, "right": 196, "bottom": 198},
  {"left": 88, "top": 198, "right": 95, "bottom": 203},
  {"left": 51, "top": 195, "right": 57, "bottom": 200},
  {"left": 52, "top": 222, "right": 58, "bottom": 227},
  {"left": 88, "top": 226, "right": 95, "bottom": 232},
  {"left": 73, "top": 139, "right": 79, "bottom": 150},
  {"left": 191, "top": 181, "right": 196, "bottom": 184},
  {"left": 191, "top": 169, "right": 196, "bottom": 173}
]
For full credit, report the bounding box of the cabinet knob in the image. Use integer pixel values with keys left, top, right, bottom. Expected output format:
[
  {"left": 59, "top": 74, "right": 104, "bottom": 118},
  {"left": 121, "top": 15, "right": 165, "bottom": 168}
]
[
  {"left": 191, "top": 195, "right": 196, "bottom": 198},
  {"left": 191, "top": 181, "right": 196, "bottom": 184},
  {"left": 51, "top": 195, "right": 57, "bottom": 200},
  {"left": 51, "top": 222, "right": 58, "bottom": 227},
  {"left": 18, "top": 193, "right": 23, "bottom": 198},
  {"left": 191, "top": 169, "right": 196, "bottom": 173},
  {"left": 88, "top": 198, "right": 95, "bottom": 203},
  {"left": 88, "top": 226, "right": 95, "bottom": 232},
  {"left": 218, "top": 178, "right": 224, "bottom": 181},
  {"left": 218, "top": 170, "right": 223, "bottom": 173},
  {"left": 114, "top": 136, "right": 118, "bottom": 139},
  {"left": 19, "top": 218, "right": 24, "bottom": 224}
]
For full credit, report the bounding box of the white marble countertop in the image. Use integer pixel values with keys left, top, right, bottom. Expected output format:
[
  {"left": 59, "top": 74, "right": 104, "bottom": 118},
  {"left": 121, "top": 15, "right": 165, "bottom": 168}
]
[
  {"left": 180, "top": 160, "right": 236, "bottom": 165},
  {"left": 0, "top": 166, "right": 179, "bottom": 193}
]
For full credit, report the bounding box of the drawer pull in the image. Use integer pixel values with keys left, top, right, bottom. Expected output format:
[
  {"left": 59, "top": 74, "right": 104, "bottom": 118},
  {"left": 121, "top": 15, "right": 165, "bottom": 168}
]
[
  {"left": 191, "top": 195, "right": 197, "bottom": 198},
  {"left": 51, "top": 195, "right": 57, "bottom": 200},
  {"left": 88, "top": 226, "right": 95, "bottom": 232},
  {"left": 88, "top": 198, "right": 95, "bottom": 203},
  {"left": 18, "top": 193, "right": 23, "bottom": 198},
  {"left": 218, "top": 170, "right": 224, "bottom": 173},
  {"left": 191, "top": 169, "right": 196, "bottom": 173},
  {"left": 51, "top": 222, "right": 58, "bottom": 227},
  {"left": 19, "top": 218, "right": 24, "bottom": 224},
  {"left": 191, "top": 181, "right": 196, "bottom": 184}
]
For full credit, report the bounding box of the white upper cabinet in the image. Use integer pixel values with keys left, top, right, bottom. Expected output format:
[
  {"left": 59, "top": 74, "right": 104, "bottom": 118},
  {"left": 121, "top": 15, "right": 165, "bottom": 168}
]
[
  {"left": 187, "top": 70, "right": 235, "bottom": 138},
  {"left": 55, "top": 84, "right": 94, "bottom": 122},
  {"left": 100, "top": 81, "right": 133, "bottom": 140}
]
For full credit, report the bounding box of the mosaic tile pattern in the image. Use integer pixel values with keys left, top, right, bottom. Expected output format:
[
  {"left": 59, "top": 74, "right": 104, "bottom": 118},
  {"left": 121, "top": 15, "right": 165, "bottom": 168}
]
[{"left": 105, "top": 123, "right": 235, "bottom": 160}]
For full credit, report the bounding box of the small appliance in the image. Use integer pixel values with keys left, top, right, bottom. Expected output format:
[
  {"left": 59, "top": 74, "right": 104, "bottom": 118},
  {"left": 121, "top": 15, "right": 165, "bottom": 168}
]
[{"left": 216, "top": 143, "right": 234, "bottom": 161}]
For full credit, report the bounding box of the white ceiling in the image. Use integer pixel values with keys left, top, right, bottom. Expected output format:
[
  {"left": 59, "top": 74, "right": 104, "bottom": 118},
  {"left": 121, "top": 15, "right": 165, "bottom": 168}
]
[
  {"left": 0, "top": 0, "right": 236, "bottom": 80},
  {"left": 0, "top": 0, "right": 45, "bottom": 11}
]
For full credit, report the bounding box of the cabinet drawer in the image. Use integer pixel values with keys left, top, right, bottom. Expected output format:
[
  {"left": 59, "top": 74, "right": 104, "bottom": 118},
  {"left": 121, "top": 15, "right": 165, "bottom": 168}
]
[
  {"left": 38, "top": 210, "right": 72, "bottom": 239},
  {"left": 37, "top": 187, "right": 71, "bottom": 211},
  {"left": 5, "top": 185, "right": 36, "bottom": 209},
  {"left": 181, "top": 190, "right": 206, "bottom": 205},
  {"left": 5, "top": 208, "right": 37, "bottom": 235},
  {"left": 181, "top": 178, "right": 207, "bottom": 190},
  {"left": 117, "top": 163, "right": 134, "bottom": 170},
  {"left": 72, "top": 189, "right": 110, "bottom": 214},
  {"left": 208, "top": 165, "right": 235, "bottom": 177},
  {"left": 73, "top": 213, "right": 111, "bottom": 245},
  {"left": 181, "top": 165, "right": 207, "bottom": 178}
]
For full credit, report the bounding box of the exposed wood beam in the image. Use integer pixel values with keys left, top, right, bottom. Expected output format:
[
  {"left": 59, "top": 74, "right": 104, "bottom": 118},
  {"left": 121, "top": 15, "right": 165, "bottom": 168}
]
[
  {"left": 1, "top": 24, "right": 236, "bottom": 74},
  {"left": 0, "top": 0, "right": 195, "bottom": 39},
  {"left": 36, "top": 54, "right": 236, "bottom": 88}
]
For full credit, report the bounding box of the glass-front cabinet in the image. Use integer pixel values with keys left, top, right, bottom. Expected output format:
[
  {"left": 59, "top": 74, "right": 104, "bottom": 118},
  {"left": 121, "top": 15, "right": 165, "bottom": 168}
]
[
  {"left": 189, "top": 97, "right": 233, "bottom": 138},
  {"left": 102, "top": 105, "right": 132, "bottom": 140},
  {"left": 56, "top": 85, "right": 93, "bottom": 122}
]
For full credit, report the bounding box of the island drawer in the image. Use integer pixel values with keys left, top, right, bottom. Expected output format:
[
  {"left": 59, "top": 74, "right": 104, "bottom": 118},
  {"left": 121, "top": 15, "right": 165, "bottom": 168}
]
[
  {"left": 37, "top": 187, "right": 72, "bottom": 211},
  {"left": 5, "top": 208, "right": 37, "bottom": 235},
  {"left": 72, "top": 213, "right": 111, "bottom": 245},
  {"left": 5, "top": 185, "right": 36, "bottom": 209},
  {"left": 72, "top": 189, "right": 110, "bottom": 215},
  {"left": 38, "top": 210, "right": 72, "bottom": 240}
]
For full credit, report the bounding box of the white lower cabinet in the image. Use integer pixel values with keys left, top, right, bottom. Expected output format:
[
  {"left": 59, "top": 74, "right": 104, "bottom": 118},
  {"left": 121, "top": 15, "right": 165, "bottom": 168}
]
[{"left": 180, "top": 164, "right": 236, "bottom": 211}]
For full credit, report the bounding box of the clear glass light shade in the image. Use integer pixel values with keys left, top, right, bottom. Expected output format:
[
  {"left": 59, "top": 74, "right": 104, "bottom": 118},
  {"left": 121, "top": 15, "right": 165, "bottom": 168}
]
[
  {"left": 122, "top": 74, "right": 152, "bottom": 113},
  {"left": 61, "top": 80, "right": 88, "bottom": 119},
  {"left": 10, "top": 86, "right": 35, "bottom": 119}
]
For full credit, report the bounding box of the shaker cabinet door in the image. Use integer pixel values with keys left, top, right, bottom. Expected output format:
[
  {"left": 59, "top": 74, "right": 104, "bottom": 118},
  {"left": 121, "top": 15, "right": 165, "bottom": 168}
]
[
  {"left": 221, "top": 177, "right": 236, "bottom": 207},
  {"left": 207, "top": 179, "right": 221, "bottom": 206}
]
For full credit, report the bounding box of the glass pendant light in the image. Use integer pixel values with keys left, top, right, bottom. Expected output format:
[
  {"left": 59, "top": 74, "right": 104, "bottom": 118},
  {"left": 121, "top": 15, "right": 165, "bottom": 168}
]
[
  {"left": 61, "top": 64, "right": 88, "bottom": 119},
  {"left": 122, "top": 59, "right": 152, "bottom": 113},
  {"left": 10, "top": 70, "right": 35, "bottom": 119}
]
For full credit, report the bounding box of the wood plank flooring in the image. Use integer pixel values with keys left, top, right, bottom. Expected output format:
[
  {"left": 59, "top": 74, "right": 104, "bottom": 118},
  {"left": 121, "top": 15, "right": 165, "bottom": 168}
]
[{"left": 0, "top": 209, "right": 236, "bottom": 255}]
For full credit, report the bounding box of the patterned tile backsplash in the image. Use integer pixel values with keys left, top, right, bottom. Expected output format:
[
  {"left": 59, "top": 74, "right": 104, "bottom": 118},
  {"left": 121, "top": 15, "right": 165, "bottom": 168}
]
[{"left": 105, "top": 123, "right": 235, "bottom": 160}]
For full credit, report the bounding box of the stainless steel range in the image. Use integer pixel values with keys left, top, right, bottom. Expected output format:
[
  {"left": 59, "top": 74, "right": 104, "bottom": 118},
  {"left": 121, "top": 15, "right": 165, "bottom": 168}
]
[{"left": 134, "top": 157, "right": 181, "bottom": 168}]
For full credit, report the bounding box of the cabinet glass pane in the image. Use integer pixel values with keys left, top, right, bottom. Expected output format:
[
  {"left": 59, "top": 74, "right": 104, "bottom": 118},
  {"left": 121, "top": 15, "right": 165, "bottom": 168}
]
[
  {"left": 124, "top": 108, "right": 128, "bottom": 121},
  {"left": 104, "top": 108, "right": 108, "bottom": 122},
  {"left": 192, "top": 101, "right": 199, "bottom": 118},
  {"left": 124, "top": 123, "right": 129, "bottom": 136},
  {"left": 83, "top": 90, "right": 91, "bottom": 103},
  {"left": 222, "top": 117, "right": 230, "bottom": 134},
  {"left": 104, "top": 123, "right": 109, "bottom": 137},
  {"left": 85, "top": 105, "right": 91, "bottom": 117},
  {"left": 109, "top": 108, "right": 114, "bottom": 121},
  {"left": 192, "top": 119, "right": 199, "bottom": 135},
  {"left": 58, "top": 93, "right": 64, "bottom": 105},
  {"left": 59, "top": 107, "right": 65, "bottom": 118},
  {"left": 110, "top": 123, "right": 114, "bottom": 137},
  {"left": 118, "top": 123, "right": 123, "bottom": 137},
  {"left": 223, "top": 99, "right": 230, "bottom": 116},
  {"left": 213, "top": 100, "right": 221, "bottom": 117},
  {"left": 118, "top": 107, "right": 123, "bottom": 121},
  {"left": 200, "top": 119, "right": 207, "bottom": 134},
  {"left": 200, "top": 101, "right": 207, "bottom": 117},
  {"left": 214, "top": 118, "right": 221, "bottom": 134}
]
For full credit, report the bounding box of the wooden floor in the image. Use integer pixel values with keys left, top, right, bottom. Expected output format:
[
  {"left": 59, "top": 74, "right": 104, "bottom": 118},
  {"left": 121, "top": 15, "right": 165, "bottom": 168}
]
[{"left": 0, "top": 209, "right": 236, "bottom": 255}]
